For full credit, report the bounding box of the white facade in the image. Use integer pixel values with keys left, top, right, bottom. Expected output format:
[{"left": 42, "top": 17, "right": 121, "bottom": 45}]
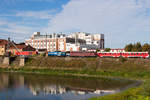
[
  {"left": 26, "top": 32, "right": 84, "bottom": 52},
  {"left": 66, "top": 43, "right": 80, "bottom": 51},
  {"left": 26, "top": 32, "right": 104, "bottom": 52},
  {"left": 67, "top": 32, "right": 104, "bottom": 49}
]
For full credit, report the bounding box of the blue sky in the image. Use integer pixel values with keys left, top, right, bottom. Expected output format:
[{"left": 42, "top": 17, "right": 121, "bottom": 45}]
[{"left": 0, "top": 0, "right": 150, "bottom": 48}]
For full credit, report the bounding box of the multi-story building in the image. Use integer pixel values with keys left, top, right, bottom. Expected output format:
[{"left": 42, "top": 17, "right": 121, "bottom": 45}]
[
  {"left": 25, "top": 32, "right": 86, "bottom": 52},
  {"left": 67, "top": 32, "right": 104, "bottom": 49}
]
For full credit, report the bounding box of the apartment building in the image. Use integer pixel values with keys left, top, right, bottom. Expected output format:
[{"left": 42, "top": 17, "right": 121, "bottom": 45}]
[
  {"left": 25, "top": 32, "right": 86, "bottom": 52},
  {"left": 67, "top": 32, "right": 104, "bottom": 49}
]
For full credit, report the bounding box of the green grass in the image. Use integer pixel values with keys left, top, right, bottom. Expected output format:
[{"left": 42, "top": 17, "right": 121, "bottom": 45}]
[{"left": 90, "top": 88, "right": 149, "bottom": 100}]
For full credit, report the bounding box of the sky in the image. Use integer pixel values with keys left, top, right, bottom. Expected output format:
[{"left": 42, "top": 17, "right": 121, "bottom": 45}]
[{"left": 0, "top": 0, "right": 150, "bottom": 48}]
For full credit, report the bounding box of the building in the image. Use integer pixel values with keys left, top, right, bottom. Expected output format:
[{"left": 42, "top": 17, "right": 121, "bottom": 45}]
[
  {"left": 25, "top": 32, "right": 86, "bottom": 52},
  {"left": 0, "top": 39, "right": 8, "bottom": 55},
  {"left": 67, "top": 32, "right": 104, "bottom": 49},
  {"left": 7, "top": 43, "right": 36, "bottom": 55},
  {"left": 25, "top": 32, "right": 104, "bottom": 52}
]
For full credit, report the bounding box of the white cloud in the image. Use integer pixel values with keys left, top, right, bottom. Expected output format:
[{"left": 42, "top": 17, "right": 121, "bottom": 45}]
[
  {"left": 15, "top": 10, "right": 55, "bottom": 19},
  {"left": 0, "top": 19, "right": 38, "bottom": 42},
  {"left": 42, "top": 0, "right": 150, "bottom": 48},
  {"left": 0, "top": 20, "right": 7, "bottom": 26},
  {"left": 0, "top": 10, "right": 55, "bottom": 19},
  {"left": 0, "top": 9, "right": 56, "bottom": 42}
]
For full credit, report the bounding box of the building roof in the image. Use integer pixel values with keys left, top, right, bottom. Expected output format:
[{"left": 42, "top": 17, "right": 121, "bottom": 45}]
[
  {"left": 9, "top": 43, "right": 36, "bottom": 51},
  {"left": 0, "top": 39, "right": 8, "bottom": 46},
  {"left": 9, "top": 44, "right": 26, "bottom": 49}
]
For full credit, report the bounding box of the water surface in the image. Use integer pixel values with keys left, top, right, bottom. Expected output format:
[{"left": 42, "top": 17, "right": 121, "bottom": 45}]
[{"left": 0, "top": 72, "right": 135, "bottom": 100}]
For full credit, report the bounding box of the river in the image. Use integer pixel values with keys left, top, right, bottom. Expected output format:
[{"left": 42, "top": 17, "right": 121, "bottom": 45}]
[{"left": 0, "top": 72, "right": 136, "bottom": 100}]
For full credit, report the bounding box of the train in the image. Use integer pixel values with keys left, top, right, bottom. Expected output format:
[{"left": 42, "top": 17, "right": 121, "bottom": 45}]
[
  {"left": 48, "top": 51, "right": 66, "bottom": 57},
  {"left": 48, "top": 51, "right": 96, "bottom": 57},
  {"left": 97, "top": 52, "right": 149, "bottom": 58},
  {"left": 47, "top": 51, "right": 149, "bottom": 58},
  {"left": 14, "top": 51, "right": 149, "bottom": 58},
  {"left": 15, "top": 51, "right": 37, "bottom": 56},
  {"left": 69, "top": 52, "right": 96, "bottom": 57}
]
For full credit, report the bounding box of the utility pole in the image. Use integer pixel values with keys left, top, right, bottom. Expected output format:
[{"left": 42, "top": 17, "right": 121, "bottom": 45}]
[
  {"left": 75, "top": 33, "right": 78, "bottom": 46},
  {"left": 46, "top": 33, "right": 47, "bottom": 51},
  {"left": 7, "top": 37, "right": 10, "bottom": 51},
  {"left": 46, "top": 33, "right": 48, "bottom": 57}
]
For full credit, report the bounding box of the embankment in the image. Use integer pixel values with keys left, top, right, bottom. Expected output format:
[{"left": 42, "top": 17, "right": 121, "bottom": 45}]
[{"left": 22, "top": 57, "right": 150, "bottom": 71}]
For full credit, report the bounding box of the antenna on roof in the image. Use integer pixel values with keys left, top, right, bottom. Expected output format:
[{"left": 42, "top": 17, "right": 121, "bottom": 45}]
[{"left": 7, "top": 37, "right": 10, "bottom": 50}]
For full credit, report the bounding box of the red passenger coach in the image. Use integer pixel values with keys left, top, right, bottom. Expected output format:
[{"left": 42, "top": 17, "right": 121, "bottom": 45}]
[
  {"left": 97, "top": 52, "right": 121, "bottom": 58},
  {"left": 97, "top": 52, "right": 149, "bottom": 58},
  {"left": 121, "top": 52, "right": 149, "bottom": 58}
]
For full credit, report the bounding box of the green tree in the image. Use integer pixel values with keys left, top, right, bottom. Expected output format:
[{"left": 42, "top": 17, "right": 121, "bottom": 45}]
[
  {"left": 105, "top": 48, "right": 111, "bottom": 52},
  {"left": 132, "top": 44, "right": 137, "bottom": 52},
  {"left": 142, "top": 43, "right": 150, "bottom": 52},
  {"left": 125, "top": 42, "right": 142, "bottom": 52},
  {"left": 125, "top": 44, "right": 133, "bottom": 52},
  {"left": 135, "top": 42, "right": 142, "bottom": 52}
]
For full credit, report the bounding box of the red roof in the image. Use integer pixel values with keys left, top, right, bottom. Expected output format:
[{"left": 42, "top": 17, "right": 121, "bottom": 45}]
[
  {"left": 0, "top": 39, "right": 8, "bottom": 46},
  {"left": 9, "top": 44, "right": 26, "bottom": 49}
]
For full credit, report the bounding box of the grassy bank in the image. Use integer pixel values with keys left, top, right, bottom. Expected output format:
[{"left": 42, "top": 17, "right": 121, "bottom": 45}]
[{"left": 1, "top": 57, "right": 150, "bottom": 100}]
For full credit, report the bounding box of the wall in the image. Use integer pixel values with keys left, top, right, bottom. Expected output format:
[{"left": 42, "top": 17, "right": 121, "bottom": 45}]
[{"left": 0, "top": 45, "right": 6, "bottom": 55}]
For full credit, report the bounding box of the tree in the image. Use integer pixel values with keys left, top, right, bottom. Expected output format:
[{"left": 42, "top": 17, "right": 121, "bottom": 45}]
[
  {"left": 125, "top": 42, "right": 142, "bottom": 52},
  {"left": 135, "top": 42, "right": 142, "bottom": 52},
  {"left": 125, "top": 42, "right": 150, "bottom": 52},
  {"left": 125, "top": 43, "right": 133, "bottom": 52},
  {"left": 105, "top": 48, "right": 111, "bottom": 52},
  {"left": 142, "top": 43, "right": 150, "bottom": 52}
]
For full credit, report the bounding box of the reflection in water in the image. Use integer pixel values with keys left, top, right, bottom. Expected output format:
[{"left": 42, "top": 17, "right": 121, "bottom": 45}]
[{"left": 0, "top": 73, "right": 135, "bottom": 100}]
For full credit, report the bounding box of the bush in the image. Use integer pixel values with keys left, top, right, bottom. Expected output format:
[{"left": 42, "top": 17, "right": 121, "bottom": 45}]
[{"left": 119, "top": 57, "right": 127, "bottom": 63}]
